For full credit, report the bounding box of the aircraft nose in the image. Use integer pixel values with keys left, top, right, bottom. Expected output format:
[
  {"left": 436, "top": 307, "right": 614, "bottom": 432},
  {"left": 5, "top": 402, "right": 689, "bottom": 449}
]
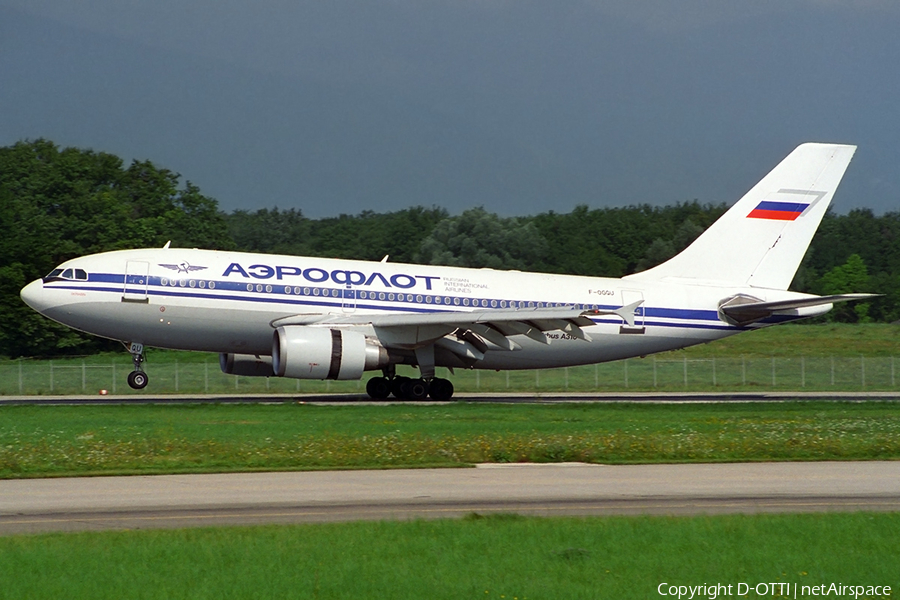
[{"left": 20, "top": 279, "right": 47, "bottom": 313}]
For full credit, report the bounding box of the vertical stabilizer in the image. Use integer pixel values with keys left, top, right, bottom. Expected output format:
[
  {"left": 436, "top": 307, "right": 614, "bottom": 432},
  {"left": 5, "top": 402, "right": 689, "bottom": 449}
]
[{"left": 624, "top": 143, "right": 856, "bottom": 290}]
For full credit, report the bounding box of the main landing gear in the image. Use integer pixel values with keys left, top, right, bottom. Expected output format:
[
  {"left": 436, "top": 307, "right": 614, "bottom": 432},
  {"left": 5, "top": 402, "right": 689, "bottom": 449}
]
[
  {"left": 125, "top": 342, "right": 149, "bottom": 390},
  {"left": 365, "top": 346, "right": 454, "bottom": 400},
  {"left": 365, "top": 375, "right": 454, "bottom": 401}
]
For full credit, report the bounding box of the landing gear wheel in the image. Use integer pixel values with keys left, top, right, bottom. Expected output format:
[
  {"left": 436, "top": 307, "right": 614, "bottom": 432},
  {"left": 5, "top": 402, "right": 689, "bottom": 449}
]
[
  {"left": 366, "top": 377, "right": 391, "bottom": 400},
  {"left": 124, "top": 342, "right": 148, "bottom": 390},
  {"left": 390, "top": 376, "right": 411, "bottom": 399},
  {"left": 407, "top": 378, "right": 430, "bottom": 401},
  {"left": 127, "top": 370, "right": 149, "bottom": 390},
  {"left": 428, "top": 378, "right": 454, "bottom": 401}
]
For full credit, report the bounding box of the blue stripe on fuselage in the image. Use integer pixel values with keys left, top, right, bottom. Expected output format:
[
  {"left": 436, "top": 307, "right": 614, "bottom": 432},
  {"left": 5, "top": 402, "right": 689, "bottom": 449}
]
[{"left": 45, "top": 272, "right": 796, "bottom": 332}]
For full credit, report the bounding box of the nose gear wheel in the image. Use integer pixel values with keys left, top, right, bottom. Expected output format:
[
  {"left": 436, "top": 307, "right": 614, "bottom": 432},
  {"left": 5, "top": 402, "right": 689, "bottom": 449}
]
[{"left": 125, "top": 342, "right": 149, "bottom": 390}]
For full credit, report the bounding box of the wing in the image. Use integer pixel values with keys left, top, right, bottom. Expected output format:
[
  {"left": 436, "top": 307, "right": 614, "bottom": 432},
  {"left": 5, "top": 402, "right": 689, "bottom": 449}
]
[{"left": 271, "top": 301, "right": 642, "bottom": 363}]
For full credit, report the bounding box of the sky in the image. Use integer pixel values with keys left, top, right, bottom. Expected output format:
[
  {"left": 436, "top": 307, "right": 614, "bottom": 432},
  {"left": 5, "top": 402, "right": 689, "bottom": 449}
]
[{"left": 1, "top": 1, "right": 899, "bottom": 218}]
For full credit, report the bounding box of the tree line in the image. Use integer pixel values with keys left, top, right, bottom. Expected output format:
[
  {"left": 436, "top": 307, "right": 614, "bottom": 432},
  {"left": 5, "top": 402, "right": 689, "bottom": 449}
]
[{"left": 2, "top": 140, "right": 897, "bottom": 357}]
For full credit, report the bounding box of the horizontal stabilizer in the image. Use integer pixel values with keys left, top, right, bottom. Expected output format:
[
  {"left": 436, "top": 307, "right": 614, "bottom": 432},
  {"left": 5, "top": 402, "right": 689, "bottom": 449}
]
[{"left": 719, "top": 293, "right": 879, "bottom": 326}]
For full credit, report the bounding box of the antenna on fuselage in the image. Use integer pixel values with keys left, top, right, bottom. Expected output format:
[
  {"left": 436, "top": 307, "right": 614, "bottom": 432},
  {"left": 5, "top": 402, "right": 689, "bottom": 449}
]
[
  {"left": 381, "top": 255, "right": 389, "bottom": 263},
  {"left": 162, "top": 241, "right": 171, "bottom": 249}
]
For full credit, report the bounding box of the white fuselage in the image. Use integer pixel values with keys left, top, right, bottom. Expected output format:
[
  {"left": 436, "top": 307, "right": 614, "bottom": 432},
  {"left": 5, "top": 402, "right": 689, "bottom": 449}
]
[{"left": 20, "top": 247, "right": 825, "bottom": 371}]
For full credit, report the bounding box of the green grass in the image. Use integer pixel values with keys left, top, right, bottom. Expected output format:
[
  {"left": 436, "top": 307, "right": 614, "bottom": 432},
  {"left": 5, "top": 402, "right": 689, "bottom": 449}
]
[
  {"left": 2, "top": 323, "right": 898, "bottom": 395},
  {"left": 2, "top": 402, "right": 899, "bottom": 478},
  {"left": 0, "top": 513, "right": 897, "bottom": 599},
  {"left": 680, "top": 322, "right": 900, "bottom": 357}
]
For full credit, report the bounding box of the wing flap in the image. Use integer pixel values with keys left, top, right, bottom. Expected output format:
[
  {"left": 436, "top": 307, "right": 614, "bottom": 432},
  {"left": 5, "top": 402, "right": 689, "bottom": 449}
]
[{"left": 468, "top": 323, "right": 522, "bottom": 350}]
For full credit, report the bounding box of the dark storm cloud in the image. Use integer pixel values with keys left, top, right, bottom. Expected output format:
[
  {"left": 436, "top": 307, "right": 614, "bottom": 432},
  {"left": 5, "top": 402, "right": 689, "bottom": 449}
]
[{"left": 1, "top": 1, "right": 898, "bottom": 216}]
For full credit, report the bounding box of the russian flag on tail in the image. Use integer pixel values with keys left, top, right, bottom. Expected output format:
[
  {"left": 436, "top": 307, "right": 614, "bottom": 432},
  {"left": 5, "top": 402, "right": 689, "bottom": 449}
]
[{"left": 747, "top": 200, "right": 810, "bottom": 221}]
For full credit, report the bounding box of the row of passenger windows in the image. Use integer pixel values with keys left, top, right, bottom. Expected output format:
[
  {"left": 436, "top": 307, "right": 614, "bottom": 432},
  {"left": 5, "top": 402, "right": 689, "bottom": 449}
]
[
  {"left": 157, "top": 278, "right": 598, "bottom": 311},
  {"left": 160, "top": 278, "right": 216, "bottom": 289},
  {"left": 255, "top": 283, "right": 591, "bottom": 310}
]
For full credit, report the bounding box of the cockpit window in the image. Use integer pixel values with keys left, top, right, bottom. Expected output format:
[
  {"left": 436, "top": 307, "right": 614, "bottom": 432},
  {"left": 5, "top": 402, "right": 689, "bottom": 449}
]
[{"left": 43, "top": 267, "right": 89, "bottom": 282}]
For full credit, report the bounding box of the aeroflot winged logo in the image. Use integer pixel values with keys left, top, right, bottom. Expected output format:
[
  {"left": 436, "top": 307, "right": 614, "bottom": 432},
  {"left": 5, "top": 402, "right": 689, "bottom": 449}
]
[
  {"left": 746, "top": 189, "right": 826, "bottom": 222},
  {"left": 159, "top": 262, "right": 209, "bottom": 274}
]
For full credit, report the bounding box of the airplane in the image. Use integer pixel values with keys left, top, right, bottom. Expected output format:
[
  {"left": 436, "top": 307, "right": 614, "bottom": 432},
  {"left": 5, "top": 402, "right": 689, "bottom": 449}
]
[{"left": 20, "top": 143, "right": 875, "bottom": 400}]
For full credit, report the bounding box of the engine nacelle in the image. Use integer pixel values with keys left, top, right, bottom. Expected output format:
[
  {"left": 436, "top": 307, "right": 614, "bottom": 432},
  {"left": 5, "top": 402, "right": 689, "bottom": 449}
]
[
  {"left": 219, "top": 353, "right": 274, "bottom": 377},
  {"left": 272, "top": 326, "right": 388, "bottom": 380}
]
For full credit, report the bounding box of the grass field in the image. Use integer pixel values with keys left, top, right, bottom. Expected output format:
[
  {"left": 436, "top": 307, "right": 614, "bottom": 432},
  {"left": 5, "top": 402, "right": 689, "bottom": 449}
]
[
  {"left": 2, "top": 401, "right": 899, "bottom": 478},
  {"left": 1, "top": 323, "right": 899, "bottom": 395},
  {"left": 0, "top": 512, "right": 897, "bottom": 599},
  {"left": 2, "top": 325, "right": 896, "bottom": 595}
]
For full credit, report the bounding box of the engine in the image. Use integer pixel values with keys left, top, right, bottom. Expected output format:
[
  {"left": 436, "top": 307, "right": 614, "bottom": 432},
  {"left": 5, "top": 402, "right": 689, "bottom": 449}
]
[
  {"left": 272, "top": 326, "right": 388, "bottom": 380},
  {"left": 219, "top": 353, "right": 275, "bottom": 377}
]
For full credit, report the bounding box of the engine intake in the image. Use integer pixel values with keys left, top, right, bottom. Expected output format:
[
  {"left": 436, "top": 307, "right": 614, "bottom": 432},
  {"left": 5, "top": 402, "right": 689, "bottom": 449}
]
[
  {"left": 273, "top": 326, "right": 388, "bottom": 380},
  {"left": 219, "top": 353, "right": 275, "bottom": 377}
]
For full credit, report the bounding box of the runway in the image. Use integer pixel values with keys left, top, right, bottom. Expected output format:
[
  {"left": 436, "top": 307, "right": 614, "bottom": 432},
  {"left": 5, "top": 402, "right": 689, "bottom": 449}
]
[
  {"left": 2, "top": 461, "right": 899, "bottom": 535},
  {"left": 2, "top": 391, "right": 900, "bottom": 405}
]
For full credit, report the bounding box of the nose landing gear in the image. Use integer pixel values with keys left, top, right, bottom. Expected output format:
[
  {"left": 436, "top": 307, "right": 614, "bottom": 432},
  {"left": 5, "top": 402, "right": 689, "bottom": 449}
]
[{"left": 125, "top": 342, "right": 149, "bottom": 390}]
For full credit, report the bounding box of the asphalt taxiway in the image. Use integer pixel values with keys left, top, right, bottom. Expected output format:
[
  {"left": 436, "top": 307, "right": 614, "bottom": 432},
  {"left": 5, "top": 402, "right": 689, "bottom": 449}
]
[
  {"left": 2, "top": 391, "right": 900, "bottom": 405},
  {"left": 3, "top": 461, "right": 899, "bottom": 535}
]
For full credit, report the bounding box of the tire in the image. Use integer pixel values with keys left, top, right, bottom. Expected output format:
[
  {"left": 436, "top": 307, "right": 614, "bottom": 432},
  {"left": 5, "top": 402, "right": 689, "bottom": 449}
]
[
  {"left": 390, "top": 376, "right": 410, "bottom": 399},
  {"left": 366, "top": 377, "right": 391, "bottom": 400},
  {"left": 407, "top": 378, "right": 429, "bottom": 400},
  {"left": 428, "top": 377, "right": 454, "bottom": 401},
  {"left": 127, "top": 370, "right": 149, "bottom": 390}
]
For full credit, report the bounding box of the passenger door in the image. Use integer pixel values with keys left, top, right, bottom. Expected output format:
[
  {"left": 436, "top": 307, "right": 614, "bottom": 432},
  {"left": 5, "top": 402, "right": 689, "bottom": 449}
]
[{"left": 123, "top": 261, "right": 150, "bottom": 303}]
